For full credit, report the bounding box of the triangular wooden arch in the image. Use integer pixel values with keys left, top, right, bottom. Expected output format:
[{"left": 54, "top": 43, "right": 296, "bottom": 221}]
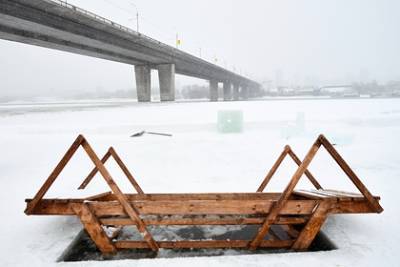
[
  {"left": 78, "top": 147, "right": 144, "bottom": 195},
  {"left": 251, "top": 134, "right": 383, "bottom": 249},
  {"left": 257, "top": 144, "right": 322, "bottom": 192},
  {"left": 25, "top": 135, "right": 159, "bottom": 252}
]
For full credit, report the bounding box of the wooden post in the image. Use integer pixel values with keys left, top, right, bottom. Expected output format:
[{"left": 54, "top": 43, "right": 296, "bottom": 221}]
[
  {"left": 78, "top": 147, "right": 144, "bottom": 195},
  {"left": 292, "top": 201, "right": 331, "bottom": 250},
  {"left": 80, "top": 139, "right": 159, "bottom": 252},
  {"left": 71, "top": 203, "right": 117, "bottom": 254},
  {"left": 250, "top": 137, "right": 322, "bottom": 250},
  {"left": 319, "top": 135, "right": 383, "bottom": 213}
]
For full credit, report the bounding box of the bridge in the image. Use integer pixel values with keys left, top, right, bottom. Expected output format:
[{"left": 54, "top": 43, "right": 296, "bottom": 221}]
[{"left": 0, "top": 0, "right": 260, "bottom": 102}]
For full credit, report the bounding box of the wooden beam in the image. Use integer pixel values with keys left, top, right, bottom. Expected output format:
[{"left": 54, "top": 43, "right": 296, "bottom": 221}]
[
  {"left": 99, "top": 215, "right": 308, "bottom": 226},
  {"left": 293, "top": 190, "right": 332, "bottom": 200},
  {"left": 109, "top": 147, "right": 144, "bottom": 194},
  {"left": 25, "top": 135, "right": 84, "bottom": 214},
  {"left": 27, "top": 199, "right": 318, "bottom": 216},
  {"left": 287, "top": 148, "right": 322, "bottom": 189},
  {"left": 86, "top": 191, "right": 113, "bottom": 201},
  {"left": 80, "top": 139, "right": 159, "bottom": 252},
  {"left": 114, "top": 240, "right": 294, "bottom": 249},
  {"left": 78, "top": 149, "right": 112, "bottom": 190},
  {"left": 87, "top": 192, "right": 283, "bottom": 201},
  {"left": 292, "top": 201, "right": 331, "bottom": 250},
  {"left": 322, "top": 189, "right": 368, "bottom": 198},
  {"left": 309, "top": 190, "right": 351, "bottom": 201},
  {"left": 71, "top": 203, "right": 117, "bottom": 254},
  {"left": 319, "top": 135, "right": 383, "bottom": 213},
  {"left": 330, "top": 200, "right": 380, "bottom": 214},
  {"left": 250, "top": 137, "right": 322, "bottom": 250},
  {"left": 257, "top": 146, "right": 289, "bottom": 192}
]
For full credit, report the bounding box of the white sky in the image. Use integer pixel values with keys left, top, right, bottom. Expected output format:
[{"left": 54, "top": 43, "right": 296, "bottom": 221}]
[{"left": 1, "top": 0, "right": 400, "bottom": 96}]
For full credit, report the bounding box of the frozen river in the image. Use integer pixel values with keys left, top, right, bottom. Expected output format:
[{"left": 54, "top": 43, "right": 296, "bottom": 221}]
[{"left": 0, "top": 98, "right": 399, "bottom": 266}]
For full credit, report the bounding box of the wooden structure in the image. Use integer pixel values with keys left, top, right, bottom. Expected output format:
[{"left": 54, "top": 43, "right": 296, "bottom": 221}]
[{"left": 25, "top": 134, "right": 383, "bottom": 254}]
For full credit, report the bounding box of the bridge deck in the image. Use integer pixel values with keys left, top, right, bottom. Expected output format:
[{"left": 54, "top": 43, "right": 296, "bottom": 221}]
[{"left": 0, "top": 0, "right": 259, "bottom": 87}]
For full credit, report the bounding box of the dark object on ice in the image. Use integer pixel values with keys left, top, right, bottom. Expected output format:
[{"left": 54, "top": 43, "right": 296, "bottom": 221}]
[
  {"left": 25, "top": 134, "right": 383, "bottom": 256},
  {"left": 131, "top": 131, "right": 172, "bottom": 137}
]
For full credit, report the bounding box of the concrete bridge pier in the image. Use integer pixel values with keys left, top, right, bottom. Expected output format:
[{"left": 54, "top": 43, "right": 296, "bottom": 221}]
[
  {"left": 241, "top": 86, "right": 249, "bottom": 100},
  {"left": 233, "top": 83, "right": 240, "bottom": 101},
  {"left": 158, "top": 63, "right": 175, "bottom": 101},
  {"left": 135, "top": 65, "right": 151, "bottom": 102},
  {"left": 223, "top": 81, "right": 232, "bottom": 101},
  {"left": 209, "top": 80, "right": 219, "bottom": 101}
]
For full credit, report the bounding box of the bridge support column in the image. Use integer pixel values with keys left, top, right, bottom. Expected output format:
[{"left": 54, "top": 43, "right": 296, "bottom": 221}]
[
  {"left": 233, "top": 83, "right": 239, "bottom": 101},
  {"left": 158, "top": 63, "right": 175, "bottom": 101},
  {"left": 209, "top": 80, "right": 218, "bottom": 101},
  {"left": 223, "top": 81, "right": 232, "bottom": 101},
  {"left": 241, "top": 86, "right": 249, "bottom": 100},
  {"left": 135, "top": 65, "right": 151, "bottom": 102}
]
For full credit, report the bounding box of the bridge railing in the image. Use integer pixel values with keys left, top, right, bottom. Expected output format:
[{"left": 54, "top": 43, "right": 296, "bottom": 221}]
[
  {"left": 46, "top": 0, "right": 256, "bottom": 84},
  {"left": 50, "top": 0, "right": 139, "bottom": 36},
  {"left": 46, "top": 1, "right": 213, "bottom": 60},
  {"left": 48, "top": 0, "right": 188, "bottom": 51}
]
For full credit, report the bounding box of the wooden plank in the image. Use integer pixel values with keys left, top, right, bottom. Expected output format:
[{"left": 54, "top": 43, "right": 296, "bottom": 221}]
[
  {"left": 293, "top": 190, "right": 332, "bottom": 200},
  {"left": 27, "top": 199, "right": 318, "bottom": 216},
  {"left": 94, "top": 192, "right": 283, "bottom": 201},
  {"left": 322, "top": 189, "right": 374, "bottom": 198},
  {"left": 293, "top": 189, "right": 380, "bottom": 202},
  {"left": 81, "top": 139, "right": 159, "bottom": 252},
  {"left": 310, "top": 190, "right": 349, "bottom": 201},
  {"left": 292, "top": 201, "right": 331, "bottom": 251},
  {"left": 25, "top": 135, "right": 84, "bottom": 214},
  {"left": 250, "top": 137, "right": 322, "bottom": 250},
  {"left": 319, "top": 135, "right": 383, "bottom": 213},
  {"left": 287, "top": 149, "right": 322, "bottom": 189},
  {"left": 25, "top": 192, "right": 283, "bottom": 203},
  {"left": 330, "top": 201, "right": 380, "bottom": 214},
  {"left": 114, "top": 240, "right": 294, "bottom": 249},
  {"left": 71, "top": 203, "right": 116, "bottom": 254},
  {"left": 257, "top": 146, "right": 289, "bottom": 192},
  {"left": 86, "top": 191, "right": 113, "bottom": 201},
  {"left": 99, "top": 215, "right": 308, "bottom": 226},
  {"left": 306, "top": 190, "right": 340, "bottom": 200}
]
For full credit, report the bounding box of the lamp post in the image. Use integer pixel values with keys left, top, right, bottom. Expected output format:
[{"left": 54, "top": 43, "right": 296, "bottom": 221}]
[{"left": 129, "top": 2, "right": 139, "bottom": 33}]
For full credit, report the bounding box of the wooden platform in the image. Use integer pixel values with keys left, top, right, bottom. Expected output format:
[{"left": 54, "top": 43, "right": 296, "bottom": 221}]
[{"left": 24, "top": 134, "right": 383, "bottom": 255}]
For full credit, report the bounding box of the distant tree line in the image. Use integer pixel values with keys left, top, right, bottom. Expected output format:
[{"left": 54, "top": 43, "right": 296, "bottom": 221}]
[{"left": 180, "top": 85, "right": 209, "bottom": 99}]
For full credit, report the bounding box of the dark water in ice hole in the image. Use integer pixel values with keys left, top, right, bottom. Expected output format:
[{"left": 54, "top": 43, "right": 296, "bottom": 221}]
[{"left": 59, "top": 225, "right": 337, "bottom": 262}]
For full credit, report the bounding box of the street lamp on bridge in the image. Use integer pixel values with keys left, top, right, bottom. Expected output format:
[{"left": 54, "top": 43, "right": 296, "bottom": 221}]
[{"left": 128, "top": 2, "right": 139, "bottom": 33}]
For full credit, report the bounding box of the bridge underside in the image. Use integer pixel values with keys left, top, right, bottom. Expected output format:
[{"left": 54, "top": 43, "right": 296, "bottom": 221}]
[{"left": 0, "top": 0, "right": 260, "bottom": 101}]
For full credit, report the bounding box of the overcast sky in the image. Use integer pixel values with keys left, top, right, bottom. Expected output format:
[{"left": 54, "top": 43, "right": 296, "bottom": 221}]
[{"left": 1, "top": 0, "right": 400, "bottom": 96}]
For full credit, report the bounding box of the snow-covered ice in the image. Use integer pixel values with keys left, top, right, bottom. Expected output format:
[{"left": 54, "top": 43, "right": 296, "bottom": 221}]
[{"left": 0, "top": 98, "right": 399, "bottom": 266}]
